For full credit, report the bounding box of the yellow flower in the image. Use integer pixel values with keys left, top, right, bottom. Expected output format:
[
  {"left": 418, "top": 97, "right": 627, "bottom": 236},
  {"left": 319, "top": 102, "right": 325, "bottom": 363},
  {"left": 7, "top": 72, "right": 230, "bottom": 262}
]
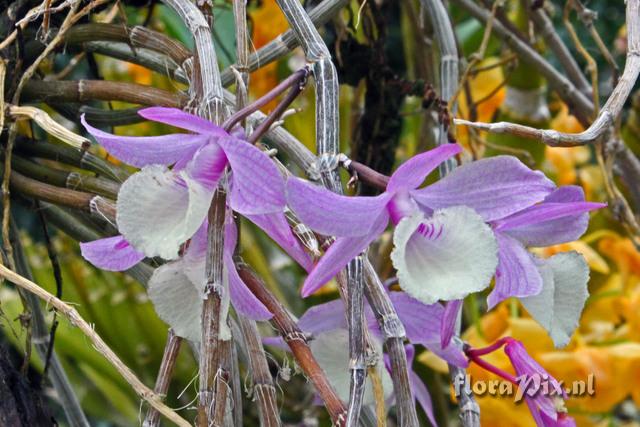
[
  {"left": 538, "top": 343, "right": 640, "bottom": 413},
  {"left": 598, "top": 233, "right": 640, "bottom": 279}
]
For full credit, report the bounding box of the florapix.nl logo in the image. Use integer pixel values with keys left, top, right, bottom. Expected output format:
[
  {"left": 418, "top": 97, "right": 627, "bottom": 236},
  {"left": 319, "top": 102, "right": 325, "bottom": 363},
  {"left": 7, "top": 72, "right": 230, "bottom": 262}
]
[{"left": 453, "top": 373, "right": 595, "bottom": 402}]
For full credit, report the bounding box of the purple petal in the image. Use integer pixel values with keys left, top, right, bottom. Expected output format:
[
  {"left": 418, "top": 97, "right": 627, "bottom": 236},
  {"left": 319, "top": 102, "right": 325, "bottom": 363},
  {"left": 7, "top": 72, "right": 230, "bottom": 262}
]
[
  {"left": 498, "top": 186, "right": 604, "bottom": 247},
  {"left": 298, "top": 299, "right": 347, "bottom": 335},
  {"left": 387, "top": 144, "right": 461, "bottom": 192},
  {"left": 388, "top": 292, "right": 468, "bottom": 367},
  {"left": 245, "top": 212, "right": 313, "bottom": 271},
  {"left": 262, "top": 336, "right": 288, "bottom": 350},
  {"left": 227, "top": 255, "right": 273, "bottom": 320},
  {"left": 408, "top": 369, "right": 437, "bottom": 427},
  {"left": 487, "top": 234, "right": 543, "bottom": 309},
  {"left": 217, "top": 137, "right": 286, "bottom": 214},
  {"left": 183, "top": 142, "right": 228, "bottom": 189},
  {"left": 286, "top": 177, "right": 391, "bottom": 237},
  {"left": 505, "top": 339, "right": 564, "bottom": 421},
  {"left": 223, "top": 217, "right": 273, "bottom": 320},
  {"left": 494, "top": 202, "right": 603, "bottom": 232},
  {"left": 441, "top": 299, "right": 463, "bottom": 349},
  {"left": 412, "top": 156, "right": 555, "bottom": 222},
  {"left": 138, "top": 107, "right": 228, "bottom": 136},
  {"left": 80, "top": 235, "right": 144, "bottom": 271},
  {"left": 301, "top": 211, "right": 389, "bottom": 297},
  {"left": 81, "top": 115, "right": 208, "bottom": 167}
]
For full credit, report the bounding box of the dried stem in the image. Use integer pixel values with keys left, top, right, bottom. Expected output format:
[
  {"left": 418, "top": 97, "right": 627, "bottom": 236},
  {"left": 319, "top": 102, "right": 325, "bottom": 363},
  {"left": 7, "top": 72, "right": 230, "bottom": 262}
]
[
  {"left": 421, "top": 0, "right": 458, "bottom": 175},
  {"left": 143, "top": 330, "right": 183, "bottom": 427},
  {"left": 156, "top": 3, "right": 229, "bottom": 425},
  {"left": 452, "top": 0, "right": 640, "bottom": 147},
  {"left": 524, "top": 0, "right": 591, "bottom": 97},
  {"left": 570, "top": 0, "right": 620, "bottom": 85},
  {"left": 0, "top": 264, "right": 191, "bottom": 427},
  {"left": 362, "top": 262, "right": 417, "bottom": 427},
  {"left": 238, "top": 317, "right": 281, "bottom": 427},
  {"left": 420, "top": 1, "right": 479, "bottom": 424},
  {"left": 232, "top": 0, "right": 250, "bottom": 112},
  {"left": 9, "top": 105, "right": 89, "bottom": 149},
  {"left": 273, "top": 1, "right": 369, "bottom": 424},
  {"left": 198, "top": 191, "right": 228, "bottom": 426},
  {"left": 22, "top": 79, "right": 187, "bottom": 108},
  {"left": 5, "top": 168, "right": 116, "bottom": 223},
  {"left": 236, "top": 262, "right": 347, "bottom": 425},
  {"left": 15, "top": 138, "right": 128, "bottom": 182},
  {"left": 161, "top": 0, "right": 224, "bottom": 121}
]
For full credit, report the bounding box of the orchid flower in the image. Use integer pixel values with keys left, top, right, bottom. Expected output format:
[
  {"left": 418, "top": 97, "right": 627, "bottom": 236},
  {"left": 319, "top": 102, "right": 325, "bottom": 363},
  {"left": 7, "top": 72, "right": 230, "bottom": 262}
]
[
  {"left": 264, "top": 292, "right": 461, "bottom": 423},
  {"left": 286, "top": 144, "right": 556, "bottom": 303},
  {"left": 487, "top": 186, "right": 604, "bottom": 347},
  {"left": 466, "top": 338, "right": 576, "bottom": 427},
  {"left": 441, "top": 186, "right": 604, "bottom": 349},
  {"left": 79, "top": 107, "right": 311, "bottom": 272},
  {"left": 147, "top": 214, "right": 272, "bottom": 341}
]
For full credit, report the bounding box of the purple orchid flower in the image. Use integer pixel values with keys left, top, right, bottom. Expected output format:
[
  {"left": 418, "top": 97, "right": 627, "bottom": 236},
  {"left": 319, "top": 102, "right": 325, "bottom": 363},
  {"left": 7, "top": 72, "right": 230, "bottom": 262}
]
[
  {"left": 488, "top": 185, "right": 603, "bottom": 347},
  {"left": 146, "top": 213, "right": 272, "bottom": 341},
  {"left": 79, "top": 107, "right": 311, "bottom": 272},
  {"left": 264, "top": 291, "right": 469, "bottom": 424},
  {"left": 441, "top": 186, "right": 604, "bottom": 349},
  {"left": 286, "top": 144, "right": 556, "bottom": 303},
  {"left": 467, "top": 338, "right": 575, "bottom": 427}
]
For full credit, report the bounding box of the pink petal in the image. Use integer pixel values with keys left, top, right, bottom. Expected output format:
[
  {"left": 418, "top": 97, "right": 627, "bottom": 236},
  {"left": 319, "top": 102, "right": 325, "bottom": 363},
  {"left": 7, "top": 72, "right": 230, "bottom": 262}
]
[
  {"left": 487, "top": 234, "right": 543, "bottom": 309},
  {"left": 441, "top": 299, "right": 463, "bottom": 349},
  {"left": 81, "top": 115, "right": 208, "bottom": 167},
  {"left": 297, "top": 299, "right": 347, "bottom": 335},
  {"left": 80, "top": 235, "right": 144, "bottom": 271},
  {"left": 138, "top": 107, "right": 228, "bottom": 136},
  {"left": 387, "top": 144, "right": 462, "bottom": 192},
  {"left": 224, "top": 217, "right": 272, "bottom": 320},
  {"left": 217, "top": 137, "right": 286, "bottom": 214},
  {"left": 245, "top": 212, "right": 314, "bottom": 271},
  {"left": 301, "top": 211, "right": 389, "bottom": 297},
  {"left": 408, "top": 369, "right": 437, "bottom": 426},
  {"left": 498, "top": 186, "right": 604, "bottom": 247},
  {"left": 286, "top": 177, "right": 391, "bottom": 237},
  {"left": 412, "top": 156, "right": 555, "bottom": 222},
  {"left": 388, "top": 292, "right": 468, "bottom": 367},
  {"left": 183, "top": 142, "right": 228, "bottom": 189},
  {"left": 227, "top": 253, "right": 273, "bottom": 320}
]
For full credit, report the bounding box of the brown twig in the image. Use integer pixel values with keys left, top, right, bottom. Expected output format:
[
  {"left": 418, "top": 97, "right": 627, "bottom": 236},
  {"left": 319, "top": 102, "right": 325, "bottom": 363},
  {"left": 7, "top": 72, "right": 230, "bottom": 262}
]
[
  {"left": 198, "top": 191, "right": 228, "bottom": 427},
  {"left": 7, "top": 169, "right": 116, "bottom": 223},
  {"left": 143, "top": 330, "right": 183, "bottom": 427},
  {"left": 238, "top": 317, "right": 281, "bottom": 427},
  {"left": 22, "top": 80, "right": 187, "bottom": 108},
  {"left": 236, "top": 262, "right": 347, "bottom": 425}
]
